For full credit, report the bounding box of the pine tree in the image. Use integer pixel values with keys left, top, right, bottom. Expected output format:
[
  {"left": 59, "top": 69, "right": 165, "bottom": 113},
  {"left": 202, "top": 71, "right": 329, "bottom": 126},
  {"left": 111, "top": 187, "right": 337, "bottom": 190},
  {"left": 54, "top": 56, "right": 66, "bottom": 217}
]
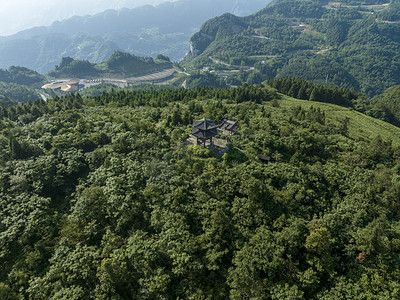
[
  {"left": 9, "top": 136, "right": 23, "bottom": 159},
  {"left": 309, "top": 88, "right": 319, "bottom": 102},
  {"left": 297, "top": 85, "right": 307, "bottom": 100}
]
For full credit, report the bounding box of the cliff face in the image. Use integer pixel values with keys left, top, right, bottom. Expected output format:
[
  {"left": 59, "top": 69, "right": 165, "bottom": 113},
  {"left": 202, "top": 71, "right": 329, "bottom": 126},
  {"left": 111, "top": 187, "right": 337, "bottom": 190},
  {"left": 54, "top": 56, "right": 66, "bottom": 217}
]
[
  {"left": 189, "top": 32, "right": 215, "bottom": 55},
  {"left": 188, "top": 12, "right": 246, "bottom": 57}
]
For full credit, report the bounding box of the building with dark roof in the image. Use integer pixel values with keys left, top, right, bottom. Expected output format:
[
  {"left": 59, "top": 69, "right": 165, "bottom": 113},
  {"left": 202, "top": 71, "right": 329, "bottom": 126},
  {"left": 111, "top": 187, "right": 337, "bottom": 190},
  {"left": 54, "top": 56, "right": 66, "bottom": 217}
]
[
  {"left": 192, "top": 118, "right": 218, "bottom": 147},
  {"left": 219, "top": 119, "right": 238, "bottom": 136}
]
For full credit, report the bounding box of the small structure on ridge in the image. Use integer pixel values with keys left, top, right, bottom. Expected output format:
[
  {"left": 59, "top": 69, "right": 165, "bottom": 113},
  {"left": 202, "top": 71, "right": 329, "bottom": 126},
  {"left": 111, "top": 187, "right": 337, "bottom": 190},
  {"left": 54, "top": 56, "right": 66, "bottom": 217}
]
[{"left": 192, "top": 118, "right": 218, "bottom": 147}]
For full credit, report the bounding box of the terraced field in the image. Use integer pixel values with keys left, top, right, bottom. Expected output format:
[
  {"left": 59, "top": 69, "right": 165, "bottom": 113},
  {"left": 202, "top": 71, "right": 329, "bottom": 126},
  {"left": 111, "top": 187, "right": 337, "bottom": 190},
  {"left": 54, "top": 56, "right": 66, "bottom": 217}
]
[{"left": 126, "top": 68, "right": 177, "bottom": 83}]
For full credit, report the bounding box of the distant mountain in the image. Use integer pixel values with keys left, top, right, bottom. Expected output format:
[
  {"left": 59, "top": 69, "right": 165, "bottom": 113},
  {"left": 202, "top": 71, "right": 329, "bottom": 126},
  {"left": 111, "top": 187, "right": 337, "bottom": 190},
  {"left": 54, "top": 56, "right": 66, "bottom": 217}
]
[
  {"left": 0, "top": 0, "right": 169, "bottom": 36},
  {"left": 0, "top": 66, "right": 45, "bottom": 87},
  {"left": 0, "top": 33, "right": 120, "bottom": 76},
  {"left": 182, "top": 0, "right": 400, "bottom": 96},
  {"left": 0, "top": 0, "right": 269, "bottom": 74}
]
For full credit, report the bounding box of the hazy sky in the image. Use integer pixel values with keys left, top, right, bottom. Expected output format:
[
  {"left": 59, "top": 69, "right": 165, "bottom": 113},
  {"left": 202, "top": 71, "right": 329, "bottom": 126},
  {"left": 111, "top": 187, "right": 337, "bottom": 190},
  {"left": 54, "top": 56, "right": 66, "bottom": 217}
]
[{"left": 0, "top": 0, "right": 174, "bottom": 36}]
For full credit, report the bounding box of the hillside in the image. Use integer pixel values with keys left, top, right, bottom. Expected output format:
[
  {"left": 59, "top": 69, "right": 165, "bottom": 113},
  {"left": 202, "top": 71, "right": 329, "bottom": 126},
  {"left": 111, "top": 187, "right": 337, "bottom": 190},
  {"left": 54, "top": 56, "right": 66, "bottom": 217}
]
[
  {"left": 279, "top": 94, "right": 400, "bottom": 144},
  {"left": 0, "top": 66, "right": 45, "bottom": 87},
  {"left": 182, "top": 0, "right": 400, "bottom": 96},
  {"left": 1, "top": 84, "right": 400, "bottom": 298},
  {"left": 47, "top": 51, "right": 173, "bottom": 78},
  {"left": 0, "top": 0, "right": 269, "bottom": 74},
  {"left": 0, "top": 66, "right": 45, "bottom": 104},
  {"left": 371, "top": 84, "right": 400, "bottom": 126}
]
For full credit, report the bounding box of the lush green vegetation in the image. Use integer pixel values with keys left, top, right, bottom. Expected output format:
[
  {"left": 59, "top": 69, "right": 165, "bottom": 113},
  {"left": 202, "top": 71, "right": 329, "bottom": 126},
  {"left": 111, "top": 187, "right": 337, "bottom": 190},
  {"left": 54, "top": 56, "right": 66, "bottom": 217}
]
[
  {"left": 371, "top": 84, "right": 400, "bottom": 126},
  {"left": 1, "top": 83, "right": 400, "bottom": 298},
  {"left": 183, "top": 0, "right": 400, "bottom": 97},
  {"left": 0, "top": 66, "right": 44, "bottom": 104},
  {"left": 0, "top": 95, "right": 15, "bottom": 105},
  {"left": 265, "top": 77, "right": 400, "bottom": 128},
  {"left": 0, "top": 66, "right": 45, "bottom": 87},
  {"left": 47, "top": 51, "right": 173, "bottom": 79},
  {"left": 0, "top": 82, "right": 41, "bottom": 104},
  {"left": 185, "top": 72, "right": 228, "bottom": 89}
]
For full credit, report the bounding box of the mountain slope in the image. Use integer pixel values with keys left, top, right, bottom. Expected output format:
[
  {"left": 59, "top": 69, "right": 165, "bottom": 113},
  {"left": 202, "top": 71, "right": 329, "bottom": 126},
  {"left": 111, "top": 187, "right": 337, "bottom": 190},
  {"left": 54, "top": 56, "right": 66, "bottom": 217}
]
[
  {"left": 0, "top": 0, "right": 269, "bottom": 74},
  {"left": 371, "top": 84, "right": 400, "bottom": 126},
  {"left": 46, "top": 51, "right": 173, "bottom": 78},
  {"left": 279, "top": 94, "right": 400, "bottom": 144},
  {"left": 0, "top": 66, "right": 45, "bottom": 104},
  {"left": 182, "top": 0, "right": 400, "bottom": 96}
]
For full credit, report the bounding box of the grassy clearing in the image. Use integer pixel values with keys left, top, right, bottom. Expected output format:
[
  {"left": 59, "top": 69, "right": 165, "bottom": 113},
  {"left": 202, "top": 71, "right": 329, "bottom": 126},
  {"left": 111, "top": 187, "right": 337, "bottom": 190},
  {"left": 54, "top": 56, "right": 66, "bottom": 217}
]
[{"left": 277, "top": 94, "right": 400, "bottom": 145}]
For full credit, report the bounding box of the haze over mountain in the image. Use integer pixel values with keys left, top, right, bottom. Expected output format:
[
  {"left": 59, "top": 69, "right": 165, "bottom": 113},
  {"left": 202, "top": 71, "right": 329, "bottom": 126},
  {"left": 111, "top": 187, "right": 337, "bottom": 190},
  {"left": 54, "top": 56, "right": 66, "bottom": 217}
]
[
  {"left": 0, "top": 0, "right": 171, "bottom": 37},
  {"left": 0, "top": 0, "right": 269, "bottom": 73}
]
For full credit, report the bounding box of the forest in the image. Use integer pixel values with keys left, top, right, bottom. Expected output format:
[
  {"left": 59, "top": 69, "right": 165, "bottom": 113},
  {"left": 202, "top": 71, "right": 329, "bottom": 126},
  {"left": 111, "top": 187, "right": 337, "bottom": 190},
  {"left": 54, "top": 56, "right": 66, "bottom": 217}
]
[
  {"left": 1, "top": 83, "right": 400, "bottom": 298},
  {"left": 0, "top": 66, "right": 44, "bottom": 104}
]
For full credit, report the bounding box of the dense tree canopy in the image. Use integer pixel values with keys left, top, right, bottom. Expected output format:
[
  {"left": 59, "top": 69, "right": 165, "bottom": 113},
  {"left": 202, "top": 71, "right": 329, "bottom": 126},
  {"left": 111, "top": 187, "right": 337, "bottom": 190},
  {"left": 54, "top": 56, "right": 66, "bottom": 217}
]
[{"left": 0, "top": 83, "right": 400, "bottom": 298}]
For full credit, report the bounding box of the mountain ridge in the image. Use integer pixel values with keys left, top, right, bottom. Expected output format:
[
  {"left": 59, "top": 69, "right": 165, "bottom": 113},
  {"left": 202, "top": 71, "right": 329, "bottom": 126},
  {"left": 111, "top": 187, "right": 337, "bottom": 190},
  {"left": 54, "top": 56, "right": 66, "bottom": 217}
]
[
  {"left": 182, "top": 0, "right": 400, "bottom": 96},
  {"left": 0, "top": 0, "right": 269, "bottom": 74}
]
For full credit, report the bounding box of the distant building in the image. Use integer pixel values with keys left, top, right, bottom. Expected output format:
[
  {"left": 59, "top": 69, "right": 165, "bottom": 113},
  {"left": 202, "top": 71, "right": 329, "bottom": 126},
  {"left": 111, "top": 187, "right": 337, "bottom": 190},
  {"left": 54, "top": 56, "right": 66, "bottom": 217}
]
[
  {"left": 42, "top": 78, "right": 80, "bottom": 92},
  {"left": 192, "top": 118, "right": 218, "bottom": 147}
]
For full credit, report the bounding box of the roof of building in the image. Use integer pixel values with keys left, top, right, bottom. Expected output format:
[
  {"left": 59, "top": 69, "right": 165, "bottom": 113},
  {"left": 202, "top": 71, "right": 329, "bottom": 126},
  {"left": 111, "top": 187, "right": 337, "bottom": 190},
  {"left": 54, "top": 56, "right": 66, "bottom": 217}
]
[
  {"left": 219, "top": 119, "right": 238, "bottom": 132},
  {"left": 42, "top": 83, "right": 64, "bottom": 89},
  {"left": 192, "top": 127, "right": 218, "bottom": 139},
  {"left": 193, "top": 117, "right": 217, "bottom": 131},
  {"left": 42, "top": 78, "right": 80, "bottom": 91},
  {"left": 61, "top": 84, "right": 78, "bottom": 92},
  {"left": 65, "top": 78, "right": 80, "bottom": 85},
  {"left": 192, "top": 118, "right": 218, "bottom": 140}
]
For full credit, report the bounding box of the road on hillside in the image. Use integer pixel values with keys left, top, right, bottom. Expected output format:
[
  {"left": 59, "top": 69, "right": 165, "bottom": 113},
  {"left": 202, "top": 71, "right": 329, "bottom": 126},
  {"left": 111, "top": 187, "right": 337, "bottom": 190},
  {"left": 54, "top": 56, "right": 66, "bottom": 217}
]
[{"left": 208, "top": 56, "right": 255, "bottom": 71}]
